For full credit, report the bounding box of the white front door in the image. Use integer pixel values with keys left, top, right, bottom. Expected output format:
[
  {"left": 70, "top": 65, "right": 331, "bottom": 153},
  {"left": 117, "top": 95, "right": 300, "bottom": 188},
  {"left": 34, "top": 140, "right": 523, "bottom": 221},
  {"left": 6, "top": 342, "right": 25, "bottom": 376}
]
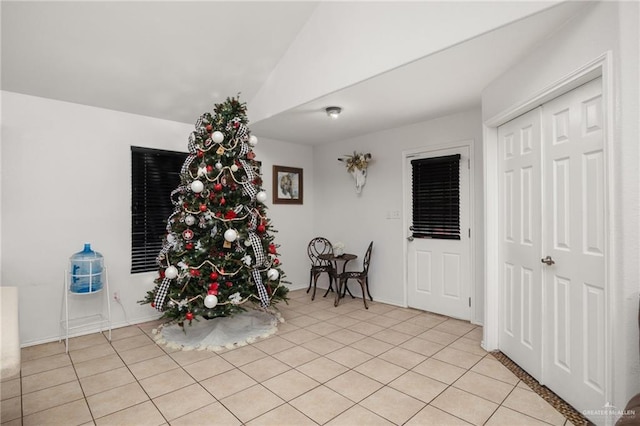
[
  {"left": 541, "top": 77, "right": 606, "bottom": 412},
  {"left": 406, "top": 145, "right": 471, "bottom": 320},
  {"left": 498, "top": 77, "right": 606, "bottom": 416},
  {"left": 498, "top": 107, "right": 543, "bottom": 381}
]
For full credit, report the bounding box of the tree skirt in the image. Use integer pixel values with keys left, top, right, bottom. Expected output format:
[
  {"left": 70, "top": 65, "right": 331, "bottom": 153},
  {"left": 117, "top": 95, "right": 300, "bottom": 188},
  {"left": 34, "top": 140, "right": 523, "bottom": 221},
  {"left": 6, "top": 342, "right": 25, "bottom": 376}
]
[{"left": 153, "top": 309, "right": 282, "bottom": 351}]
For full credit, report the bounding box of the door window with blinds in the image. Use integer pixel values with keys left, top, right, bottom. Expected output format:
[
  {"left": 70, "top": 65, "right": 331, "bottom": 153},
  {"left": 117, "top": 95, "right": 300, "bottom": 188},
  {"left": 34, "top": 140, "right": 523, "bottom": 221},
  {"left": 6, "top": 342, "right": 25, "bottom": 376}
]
[
  {"left": 410, "top": 154, "right": 461, "bottom": 240},
  {"left": 131, "top": 146, "right": 187, "bottom": 273}
]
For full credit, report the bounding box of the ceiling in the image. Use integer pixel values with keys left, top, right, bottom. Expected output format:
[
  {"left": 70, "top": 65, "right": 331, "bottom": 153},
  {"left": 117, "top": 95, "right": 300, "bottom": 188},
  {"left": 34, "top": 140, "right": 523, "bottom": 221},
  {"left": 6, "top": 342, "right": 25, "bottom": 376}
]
[{"left": 1, "top": 1, "right": 589, "bottom": 145}]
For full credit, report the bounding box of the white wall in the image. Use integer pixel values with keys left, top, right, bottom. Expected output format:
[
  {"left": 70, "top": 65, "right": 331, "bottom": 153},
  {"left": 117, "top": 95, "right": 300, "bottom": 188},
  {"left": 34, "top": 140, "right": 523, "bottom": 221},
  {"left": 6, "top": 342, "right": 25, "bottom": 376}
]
[
  {"left": 482, "top": 0, "right": 640, "bottom": 410},
  {"left": 312, "top": 108, "right": 484, "bottom": 324},
  {"left": 0, "top": 92, "right": 314, "bottom": 346}
]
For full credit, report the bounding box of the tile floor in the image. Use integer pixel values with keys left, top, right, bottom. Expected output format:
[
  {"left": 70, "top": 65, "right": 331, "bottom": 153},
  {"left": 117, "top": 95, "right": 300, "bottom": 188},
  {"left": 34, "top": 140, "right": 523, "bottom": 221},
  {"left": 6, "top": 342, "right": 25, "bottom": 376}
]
[{"left": 1, "top": 288, "right": 578, "bottom": 425}]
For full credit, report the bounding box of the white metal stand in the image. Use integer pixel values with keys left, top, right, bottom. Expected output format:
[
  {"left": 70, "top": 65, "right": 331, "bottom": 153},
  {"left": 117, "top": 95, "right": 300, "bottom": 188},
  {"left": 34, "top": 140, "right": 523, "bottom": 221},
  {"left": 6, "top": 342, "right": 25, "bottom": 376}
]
[{"left": 60, "top": 267, "right": 112, "bottom": 352}]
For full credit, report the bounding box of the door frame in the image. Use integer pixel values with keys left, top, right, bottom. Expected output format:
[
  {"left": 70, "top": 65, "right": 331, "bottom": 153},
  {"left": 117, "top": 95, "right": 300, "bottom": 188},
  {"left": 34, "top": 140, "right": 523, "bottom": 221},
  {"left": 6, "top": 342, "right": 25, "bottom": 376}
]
[
  {"left": 483, "top": 52, "right": 615, "bottom": 403},
  {"left": 402, "top": 139, "right": 477, "bottom": 322}
]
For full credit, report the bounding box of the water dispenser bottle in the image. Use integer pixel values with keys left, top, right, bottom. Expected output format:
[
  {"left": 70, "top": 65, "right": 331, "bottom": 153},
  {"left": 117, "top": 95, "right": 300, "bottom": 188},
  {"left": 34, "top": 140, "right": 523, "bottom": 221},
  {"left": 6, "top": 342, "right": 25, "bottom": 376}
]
[{"left": 69, "top": 243, "right": 103, "bottom": 293}]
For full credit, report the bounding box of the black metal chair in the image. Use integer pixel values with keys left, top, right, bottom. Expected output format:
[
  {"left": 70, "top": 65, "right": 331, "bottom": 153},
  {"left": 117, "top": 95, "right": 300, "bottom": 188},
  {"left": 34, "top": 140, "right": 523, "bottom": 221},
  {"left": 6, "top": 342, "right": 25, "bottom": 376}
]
[
  {"left": 335, "top": 241, "right": 373, "bottom": 309},
  {"left": 307, "top": 237, "right": 334, "bottom": 300}
]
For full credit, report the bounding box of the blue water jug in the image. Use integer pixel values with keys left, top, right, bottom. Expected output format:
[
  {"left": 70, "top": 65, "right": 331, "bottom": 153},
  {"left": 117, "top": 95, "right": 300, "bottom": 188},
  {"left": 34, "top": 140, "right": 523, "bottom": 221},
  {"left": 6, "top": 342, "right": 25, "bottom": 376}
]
[{"left": 69, "top": 243, "right": 103, "bottom": 293}]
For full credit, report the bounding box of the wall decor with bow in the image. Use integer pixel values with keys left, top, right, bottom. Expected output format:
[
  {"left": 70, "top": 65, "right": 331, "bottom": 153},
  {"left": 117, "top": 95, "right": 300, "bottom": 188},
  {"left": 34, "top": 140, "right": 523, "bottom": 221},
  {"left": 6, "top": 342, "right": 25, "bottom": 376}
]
[{"left": 338, "top": 151, "right": 372, "bottom": 194}]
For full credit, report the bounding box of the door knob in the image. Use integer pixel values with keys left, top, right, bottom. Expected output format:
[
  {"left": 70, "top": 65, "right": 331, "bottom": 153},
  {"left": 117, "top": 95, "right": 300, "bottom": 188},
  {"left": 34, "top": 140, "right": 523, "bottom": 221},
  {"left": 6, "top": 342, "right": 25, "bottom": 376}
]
[
  {"left": 407, "top": 236, "right": 414, "bottom": 242},
  {"left": 541, "top": 256, "right": 555, "bottom": 266}
]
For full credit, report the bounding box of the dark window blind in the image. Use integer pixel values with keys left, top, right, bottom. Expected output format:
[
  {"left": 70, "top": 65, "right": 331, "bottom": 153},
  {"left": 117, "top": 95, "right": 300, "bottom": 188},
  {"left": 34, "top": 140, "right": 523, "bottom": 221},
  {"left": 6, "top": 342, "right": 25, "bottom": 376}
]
[
  {"left": 411, "top": 154, "right": 461, "bottom": 240},
  {"left": 131, "top": 147, "right": 187, "bottom": 273}
]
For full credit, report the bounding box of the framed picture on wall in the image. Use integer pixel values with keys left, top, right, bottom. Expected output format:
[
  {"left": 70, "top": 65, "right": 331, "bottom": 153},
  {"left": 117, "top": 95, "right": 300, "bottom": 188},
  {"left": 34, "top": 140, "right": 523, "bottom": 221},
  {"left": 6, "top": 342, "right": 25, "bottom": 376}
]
[{"left": 273, "top": 165, "right": 303, "bottom": 204}]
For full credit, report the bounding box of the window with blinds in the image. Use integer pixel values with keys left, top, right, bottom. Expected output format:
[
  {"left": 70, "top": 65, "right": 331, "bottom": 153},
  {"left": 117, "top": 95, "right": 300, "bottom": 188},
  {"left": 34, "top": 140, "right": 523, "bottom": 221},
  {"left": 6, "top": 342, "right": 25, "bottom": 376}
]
[
  {"left": 131, "top": 146, "right": 187, "bottom": 273},
  {"left": 410, "top": 154, "right": 461, "bottom": 240}
]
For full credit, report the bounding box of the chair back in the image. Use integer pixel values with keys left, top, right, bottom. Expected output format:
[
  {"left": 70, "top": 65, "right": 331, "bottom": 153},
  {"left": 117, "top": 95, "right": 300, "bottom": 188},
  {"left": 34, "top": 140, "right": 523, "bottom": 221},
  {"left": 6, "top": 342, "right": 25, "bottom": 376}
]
[
  {"left": 362, "top": 241, "right": 374, "bottom": 274},
  {"left": 307, "top": 237, "right": 333, "bottom": 266}
]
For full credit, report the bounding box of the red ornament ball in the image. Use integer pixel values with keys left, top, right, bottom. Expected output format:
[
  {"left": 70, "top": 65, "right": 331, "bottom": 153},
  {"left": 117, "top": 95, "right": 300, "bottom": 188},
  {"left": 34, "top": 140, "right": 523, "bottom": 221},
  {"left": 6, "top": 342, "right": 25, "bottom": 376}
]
[
  {"left": 257, "top": 224, "right": 266, "bottom": 233},
  {"left": 208, "top": 289, "right": 218, "bottom": 295},
  {"left": 190, "top": 269, "right": 200, "bottom": 277},
  {"left": 185, "top": 312, "right": 194, "bottom": 321},
  {"left": 151, "top": 302, "right": 156, "bottom": 308},
  {"left": 199, "top": 204, "right": 208, "bottom": 212},
  {"left": 209, "top": 272, "right": 219, "bottom": 281},
  {"left": 205, "top": 124, "right": 212, "bottom": 132},
  {"left": 220, "top": 197, "right": 226, "bottom": 205},
  {"left": 206, "top": 164, "right": 213, "bottom": 172},
  {"left": 185, "top": 242, "right": 194, "bottom": 250},
  {"left": 268, "top": 244, "right": 277, "bottom": 254},
  {"left": 214, "top": 183, "right": 223, "bottom": 192},
  {"left": 274, "top": 258, "right": 280, "bottom": 265},
  {"left": 197, "top": 150, "right": 204, "bottom": 158},
  {"left": 226, "top": 281, "right": 233, "bottom": 287}
]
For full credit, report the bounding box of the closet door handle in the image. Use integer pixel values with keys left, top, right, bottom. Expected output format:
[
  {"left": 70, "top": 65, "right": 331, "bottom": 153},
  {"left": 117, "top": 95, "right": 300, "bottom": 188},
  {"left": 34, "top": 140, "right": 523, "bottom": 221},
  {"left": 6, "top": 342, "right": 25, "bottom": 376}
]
[{"left": 541, "top": 256, "right": 555, "bottom": 266}]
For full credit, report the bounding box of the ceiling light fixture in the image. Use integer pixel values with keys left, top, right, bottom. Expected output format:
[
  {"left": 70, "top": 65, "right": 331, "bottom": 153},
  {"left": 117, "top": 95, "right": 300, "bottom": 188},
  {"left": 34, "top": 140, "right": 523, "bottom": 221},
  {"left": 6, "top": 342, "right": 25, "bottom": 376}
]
[{"left": 325, "top": 106, "right": 342, "bottom": 119}]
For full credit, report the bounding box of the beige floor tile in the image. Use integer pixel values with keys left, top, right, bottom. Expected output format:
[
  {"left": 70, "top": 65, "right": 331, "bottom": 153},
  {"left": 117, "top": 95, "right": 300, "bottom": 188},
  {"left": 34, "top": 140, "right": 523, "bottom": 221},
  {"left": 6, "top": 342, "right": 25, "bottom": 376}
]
[
  {"left": 378, "top": 346, "right": 427, "bottom": 369},
  {"left": 274, "top": 321, "right": 300, "bottom": 333},
  {"left": 405, "top": 405, "right": 472, "bottom": 425},
  {"left": 21, "top": 341, "right": 66, "bottom": 362},
  {"left": 22, "top": 398, "right": 92, "bottom": 426},
  {"left": 240, "top": 355, "right": 291, "bottom": 382},
  {"left": 301, "top": 336, "right": 345, "bottom": 355},
  {"left": 325, "top": 370, "right": 383, "bottom": 402},
  {"left": 278, "top": 328, "right": 322, "bottom": 345},
  {"left": 370, "top": 329, "right": 413, "bottom": 345},
  {"left": 262, "top": 369, "right": 319, "bottom": 401},
  {"left": 220, "top": 345, "right": 267, "bottom": 367},
  {"left": 296, "top": 356, "right": 349, "bottom": 383},
  {"left": 325, "top": 346, "right": 372, "bottom": 369},
  {"left": 502, "top": 387, "right": 566, "bottom": 425},
  {"left": 250, "top": 335, "right": 296, "bottom": 355},
  {"left": 400, "top": 336, "right": 446, "bottom": 356},
  {"left": 139, "top": 368, "right": 195, "bottom": 398},
  {"left": 87, "top": 382, "right": 149, "bottom": 419},
  {"left": 171, "top": 401, "right": 241, "bottom": 426},
  {"left": 406, "top": 314, "right": 448, "bottom": 329},
  {"left": 21, "top": 353, "right": 71, "bottom": 377},
  {"left": 449, "top": 337, "right": 489, "bottom": 357},
  {"left": 304, "top": 321, "right": 343, "bottom": 337},
  {"left": 347, "top": 321, "right": 385, "bottom": 336},
  {"left": 182, "top": 354, "right": 235, "bottom": 381},
  {"left": 418, "top": 329, "right": 460, "bottom": 346},
  {"left": 128, "top": 354, "right": 180, "bottom": 380},
  {"left": 73, "top": 353, "right": 125, "bottom": 378},
  {"left": 80, "top": 366, "right": 136, "bottom": 396},
  {"left": 389, "top": 371, "right": 448, "bottom": 403},
  {"left": 21, "top": 365, "right": 76, "bottom": 394},
  {"left": 22, "top": 380, "right": 84, "bottom": 416},
  {"left": 367, "top": 315, "right": 403, "bottom": 328},
  {"left": 200, "top": 368, "right": 257, "bottom": 399},
  {"left": 308, "top": 308, "right": 340, "bottom": 321},
  {"left": 110, "top": 334, "right": 155, "bottom": 352},
  {"left": 221, "top": 384, "right": 285, "bottom": 423},
  {"left": 453, "top": 370, "right": 515, "bottom": 404},
  {"left": 432, "top": 346, "right": 483, "bottom": 369},
  {"left": 470, "top": 357, "right": 520, "bottom": 385},
  {"left": 485, "top": 406, "right": 551, "bottom": 425},
  {"left": 0, "top": 396, "right": 21, "bottom": 422},
  {"left": 327, "top": 328, "right": 366, "bottom": 346},
  {"left": 346, "top": 309, "right": 379, "bottom": 322},
  {"left": 118, "top": 343, "right": 165, "bottom": 365},
  {"left": 431, "top": 386, "right": 499, "bottom": 425},
  {"left": 463, "top": 327, "right": 484, "bottom": 342},
  {"left": 1, "top": 419, "right": 22, "bottom": 426},
  {"left": 365, "top": 303, "right": 396, "bottom": 315},
  {"left": 354, "top": 357, "right": 407, "bottom": 384},
  {"left": 360, "top": 386, "right": 425, "bottom": 424},
  {"left": 384, "top": 308, "right": 422, "bottom": 321},
  {"left": 109, "top": 325, "right": 147, "bottom": 341},
  {"left": 153, "top": 383, "right": 215, "bottom": 421},
  {"left": 286, "top": 315, "right": 317, "bottom": 328},
  {"left": 432, "top": 320, "right": 477, "bottom": 336},
  {"left": 1, "top": 378, "right": 20, "bottom": 400},
  {"left": 169, "top": 347, "right": 216, "bottom": 367},
  {"left": 247, "top": 403, "right": 316, "bottom": 426},
  {"left": 290, "top": 385, "right": 354, "bottom": 424},
  {"left": 412, "top": 357, "right": 468, "bottom": 385},
  {"left": 69, "top": 343, "right": 116, "bottom": 364},
  {"left": 326, "top": 404, "right": 394, "bottom": 426},
  {"left": 389, "top": 321, "right": 428, "bottom": 336},
  {"left": 272, "top": 346, "right": 319, "bottom": 368},
  {"left": 349, "top": 336, "right": 394, "bottom": 356},
  {"left": 67, "top": 333, "right": 109, "bottom": 352},
  {"left": 94, "top": 400, "right": 166, "bottom": 426}
]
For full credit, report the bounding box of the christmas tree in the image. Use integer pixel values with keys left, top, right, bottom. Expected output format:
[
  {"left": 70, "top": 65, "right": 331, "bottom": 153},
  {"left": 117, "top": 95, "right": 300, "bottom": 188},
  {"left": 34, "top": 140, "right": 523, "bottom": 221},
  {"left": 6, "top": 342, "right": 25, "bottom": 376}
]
[{"left": 140, "top": 96, "right": 288, "bottom": 324}]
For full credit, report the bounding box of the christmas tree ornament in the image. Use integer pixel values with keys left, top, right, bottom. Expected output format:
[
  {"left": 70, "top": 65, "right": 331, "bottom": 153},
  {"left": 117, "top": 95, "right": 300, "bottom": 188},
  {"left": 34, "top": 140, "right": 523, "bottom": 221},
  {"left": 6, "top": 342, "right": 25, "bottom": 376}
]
[
  {"left": 185, "top": 312, "right": 194, "bottom": 320},
  {"left": 244, "top": 239, "right": 252, "bottom": 247},
  {"left": 182, "top": 229, "right": 194, "bottom": 240},
  {"left": 212, "top": 131, "right": 224, "bottom": 143},
  {"left": 185, "top": 242, "right": 194, "bottom": 250},
  {"left": 199, "top": 204, "right": 208, "bottom": 212},
  {"left": 256, "top": 191, "right": 267, "bottom": 203},
  {"left": 165, "top": 265, "right": 178, "bottom": 279},
  {"left": 267, "top": 268, "right": 279, "bottom": 281},
  {"left": 205, "top": 124, "right": 213, "bottom": 132},
  {"left": 191, "top": 180, "right": 204, "bottom": 193},
  {"left": 209, "top": 271, "right": 219, "bottom": 281},
  {"left": 204, "top": 294, "right": 218, "bottom": 308},
  {"left": 224, "top": 229, "right": 238, "bottom": 242},
  {"left": 249, "top": 135, "right": 258, "bottom": 146},
  {"left": 167, "top": 233, "right": 176, "bottom": 243},
  {"left": 257, "top": 224, "right": 266, "bottom": 234},
  {"left": 230, "top": 164, "right": 239, "bottom": 172},
  {"left": 184, "top": 215, "right": 196, "bottom": 226},
  {"left": 214, "top": 183, "right": 223, "bottom": 192},
  {"left": 215, "top": 162, "right": 223, "bottom": 170}
]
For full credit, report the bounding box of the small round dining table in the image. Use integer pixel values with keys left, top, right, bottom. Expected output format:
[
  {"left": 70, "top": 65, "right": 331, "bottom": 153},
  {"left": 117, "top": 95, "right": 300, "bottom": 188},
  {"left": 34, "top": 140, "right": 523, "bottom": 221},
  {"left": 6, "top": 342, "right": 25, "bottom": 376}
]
[{"left": 318, "top": 253, "right": 357, "bottom": 299}]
